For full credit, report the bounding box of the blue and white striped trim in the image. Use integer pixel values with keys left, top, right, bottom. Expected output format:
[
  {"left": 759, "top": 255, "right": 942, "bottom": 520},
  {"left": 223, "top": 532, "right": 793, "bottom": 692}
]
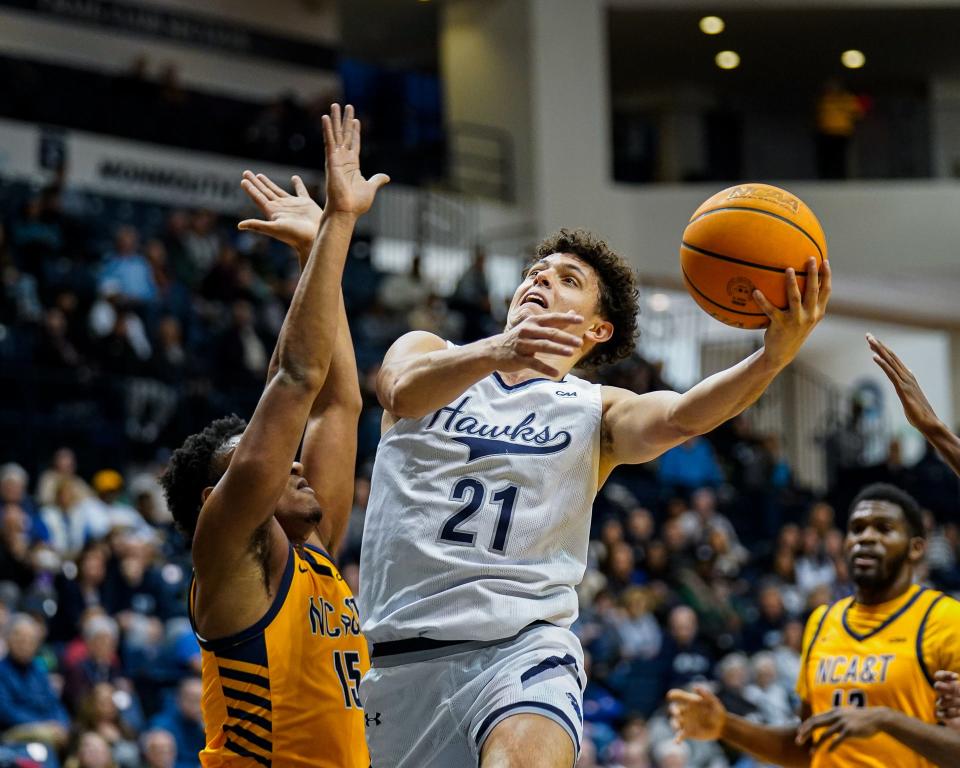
[
  {"left": 520, "top": 654, "right": 580, "bottom": 689},
  {"left": 475, "top": 701, "right": 581, "bottom": 758}
]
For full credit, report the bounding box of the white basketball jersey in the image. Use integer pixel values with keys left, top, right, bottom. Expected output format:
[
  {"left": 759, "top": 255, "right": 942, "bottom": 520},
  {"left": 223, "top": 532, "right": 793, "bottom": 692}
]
[{"left": 359, "top": 369, "right": 602, "bottom": 643}]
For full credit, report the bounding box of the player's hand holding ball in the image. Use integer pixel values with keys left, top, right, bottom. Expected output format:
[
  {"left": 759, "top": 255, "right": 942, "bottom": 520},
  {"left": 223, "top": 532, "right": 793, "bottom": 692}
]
[
  {"left": 680, "top": 183, "right": 831, "bottom": 370},
  {"left": 757, "top": 253, "right": 831, "bottom": 370}
]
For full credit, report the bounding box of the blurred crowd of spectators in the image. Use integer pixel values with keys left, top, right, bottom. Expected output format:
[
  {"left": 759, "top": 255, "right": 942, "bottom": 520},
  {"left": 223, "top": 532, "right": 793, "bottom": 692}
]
[
  {"left": 0, "top": 54, "right": 443, "bottom": 189},
  {"left": 2, "top": 179, "right": 960, "bottom": 768}
]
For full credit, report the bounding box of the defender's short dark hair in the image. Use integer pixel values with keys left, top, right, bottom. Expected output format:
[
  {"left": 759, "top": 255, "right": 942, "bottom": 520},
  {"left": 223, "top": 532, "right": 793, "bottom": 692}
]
[
  {"left": 849, "top": 483, "right": 924, "bottom": 539},
  {"left": 530, "top": 229, "right": 640, "bottom": 368},
  {"left": 160, "top": 415, "right": 246, "bottom": 543}
]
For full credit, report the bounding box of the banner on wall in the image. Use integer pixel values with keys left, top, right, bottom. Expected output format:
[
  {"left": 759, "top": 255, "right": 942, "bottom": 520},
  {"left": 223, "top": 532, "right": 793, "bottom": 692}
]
[
  {"left": 0, "top": 117, "right": 314, "bottom": 212},
  {"left": 0, "top": 0, "right": 337, "bottom": 69}
]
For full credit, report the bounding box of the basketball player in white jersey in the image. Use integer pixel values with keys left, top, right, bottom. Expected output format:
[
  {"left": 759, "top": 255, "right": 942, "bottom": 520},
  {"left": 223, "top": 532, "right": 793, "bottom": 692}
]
[{"left": 357, "top": 228, "right": 831, "bottom": 768}]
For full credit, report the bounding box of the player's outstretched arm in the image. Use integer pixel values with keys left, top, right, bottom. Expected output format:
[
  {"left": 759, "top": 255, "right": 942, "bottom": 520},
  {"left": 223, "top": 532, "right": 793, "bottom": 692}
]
[
  {"left": 798, "top": 706, "right": 960, "bottom": 765},
  {"left": 600, "top": 259, "right": 829, "bottom": 472},
  {"left": 668, "top": 686, "right": 810, "bottom": 768},
  {"left": 195, "top": 105, "right": 387, "bottom": 571},
  {"left": 240, "top": 171, "right": 362, "bottom": 554},
  {"left": 376, "top": 311, "right": 583, "bottom": 420},
  {"left": 867, "top": 333, "right": 960, "bottom": 478}
]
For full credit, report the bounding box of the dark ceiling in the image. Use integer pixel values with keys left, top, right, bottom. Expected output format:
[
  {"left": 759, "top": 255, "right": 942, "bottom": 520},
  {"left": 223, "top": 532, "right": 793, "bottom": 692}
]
[
  {"left": 608, "top": 7, "right": 960, "bottom": 102},
  {"left": 337, "top": 0, "right": 439, "bottom": 70}
]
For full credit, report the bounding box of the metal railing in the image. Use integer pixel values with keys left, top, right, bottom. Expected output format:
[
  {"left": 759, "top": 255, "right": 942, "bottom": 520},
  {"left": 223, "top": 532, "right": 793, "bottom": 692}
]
[{"left": 446, "top": 122, "right": 515, "bottom": 203}]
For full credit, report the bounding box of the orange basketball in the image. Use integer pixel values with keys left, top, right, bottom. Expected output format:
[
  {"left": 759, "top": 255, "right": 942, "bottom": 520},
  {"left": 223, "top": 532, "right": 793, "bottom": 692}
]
[{"left": 679, "top": 183, "right": 827, "bottom": 329}]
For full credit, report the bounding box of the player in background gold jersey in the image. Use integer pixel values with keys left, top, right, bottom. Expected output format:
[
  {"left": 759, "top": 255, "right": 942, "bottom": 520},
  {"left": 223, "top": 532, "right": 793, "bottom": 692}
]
[
  {"left": 667, "top": 481, "right": 960, "bottom": 767},
  {"left": 161, "top": 105, "right": 388, "bottom": 767}
]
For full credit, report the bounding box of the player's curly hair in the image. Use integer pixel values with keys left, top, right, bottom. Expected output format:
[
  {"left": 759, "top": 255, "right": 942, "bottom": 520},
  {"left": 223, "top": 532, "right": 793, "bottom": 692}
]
[
  {"left": 849, "top": 483, "right": 924, "bottom": 539},
  {"left": 160, "top": 415, "right": 247, "bottom": 543},
  {"left": 530, "top": 229, "right": 640, "bottom": 368}
]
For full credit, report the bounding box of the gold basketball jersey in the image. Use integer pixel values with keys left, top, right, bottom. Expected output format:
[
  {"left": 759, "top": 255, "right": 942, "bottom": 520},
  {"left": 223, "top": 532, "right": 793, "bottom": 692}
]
[
  {"left": 189, "top": 543, "right": 370, "bottom": 767},
  {"left": 798, "top": 584, "right": 960, "bottom": 768}
]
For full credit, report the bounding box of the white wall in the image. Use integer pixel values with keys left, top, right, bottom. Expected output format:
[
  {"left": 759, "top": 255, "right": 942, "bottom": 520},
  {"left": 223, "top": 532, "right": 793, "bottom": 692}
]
[{"left": 441, "top": 0, "right": 535, "bottom": 208}]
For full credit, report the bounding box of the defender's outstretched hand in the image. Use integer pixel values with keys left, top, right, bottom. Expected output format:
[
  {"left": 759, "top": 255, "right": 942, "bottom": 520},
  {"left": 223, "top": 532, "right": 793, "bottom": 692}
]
[
  {"left": 238, "top": 171, "right": 322, "bottom": 253},
  {"left": 322, "top": 103, "right": 389, "bottom": 216},
  {"left": 754, "top": 257, "right": 831, "bottom": 369},
  {"left": 667, "top": 685, "right": 726, "bottom": 743},
  {"left": 867, "top": 333, "right": 939, "bottom": 432}
]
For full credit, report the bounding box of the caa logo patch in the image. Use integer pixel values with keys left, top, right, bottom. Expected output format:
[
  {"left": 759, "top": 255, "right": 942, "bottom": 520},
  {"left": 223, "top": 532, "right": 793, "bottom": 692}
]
[{"left": 555, "top": 391, "right": 578, "bottom": 397}]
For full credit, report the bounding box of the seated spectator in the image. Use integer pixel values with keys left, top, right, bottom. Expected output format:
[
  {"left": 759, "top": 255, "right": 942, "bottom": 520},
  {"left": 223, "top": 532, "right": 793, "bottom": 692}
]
[
  {"left": 574, "top": 590, "right": 621, "bottom": 677},
  {"left": 604, "top": 541, "right": 643, "bottom": 596},
  {"left": 604, "top": 716, "right": 651, "bottom": 768},
  {"left": 52, "top": 542, "right": 110, "bottom": 643},
  {"left": 773, "top": 618, "right": 804, "bottom": 695},
  {"left": 769, "top": 543, "right": 805, "bottom": 616},
  {"left": 0, "top": 504, "right": 36, "bottom": 589},
  {"left": 613, "top": 587, "right": 662, "bottom": 661},
  {"left": 796, "top": 525, "right": 836, "bottom": 597},
  {"left": 88, "top": 286, "right": 153, "bottom": 375},
  {"left": 41, "top": 478, "right": 109, "bottom": 560},
  {"left": 75, "top": 681, "right": 140, "bottom": 765},
  {"left": 449, "top": 246, "right": 494, "bottom": 341},
  {"left": 651, "top": 739, "right": 690, "bottom": 768},
  {"left": 656, "top": 606, "right": 714, "bottom": 697},
  {"left": 90, "top": 471, "right": 154, "bottom": 540},
  {"left": 610, "top": 605, "right": 712, "bottom": 717},
  {"left": 742, "top": 581, "right": 792, "bottom": 653},
  {"left": 675, "top": 546, "right": 739, "bottom": 646},
  {"left": 657, "top": 437, "right": 723, "bottom": 492},
  {"left": 148, "top": 678, "right": 203, "bottom": 768},
  {"left": 36, "top": 306, "right": 85, "bottom": 370},
  {"left": 213, "top": 300, "right": 269, "bottom": 389},
  {"left": 63, "top": 614, "right": 127, "bottom": 710},
  {"left": 65, "top": 730, "right": 116, "bottom": 768},
  {"left": 36, "top": 448, "right": 93, "bottom": 508},
  {"left": 99, "top": 226, "right": 156, "bottom": 306},
  {"left": 0, "top": 613, "right": 69, "bottom": 749},
  {"left": 745, "top": 651, "right": 794, "bottom": 725},
  {"left": 0, "top": 462, "right": 47, "bottom": 542},
  {"left": 145, "top": 239, "right": 191, "bottom": 323},
  {"left": 183, "top": 210, "right": 219, "bottom": 281},
  {"left": 714, "top": 652, "right": 761, "bottom": 765},
  {"left": 679, "top": 488, "right": 744, "bottom": 561},
  {"left": 141, "top": 728, "right": 176, "bottom": 768},
  {"left": 625, "top": 506, "right": 655, "bottom": 552},
  {"left": 579, "top": 651, "right": 622, "bottom": 756}
]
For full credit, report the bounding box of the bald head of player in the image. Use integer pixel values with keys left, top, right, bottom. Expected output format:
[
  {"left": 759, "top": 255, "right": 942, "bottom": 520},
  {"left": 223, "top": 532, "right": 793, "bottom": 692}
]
[
  {"left": 845, "top": 483, "right": 926, "bottom": 604},
  {"left": 507, "top": 229, "right": 641, "bottom": 369},
  {"left": 161, "top": 414, "right": 323, "bottom": 547}
]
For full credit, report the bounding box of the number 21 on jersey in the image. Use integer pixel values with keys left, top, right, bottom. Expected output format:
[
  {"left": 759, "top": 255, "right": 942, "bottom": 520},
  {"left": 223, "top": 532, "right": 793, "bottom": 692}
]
[{"left": 438, "top": 477, "right": 519, "bottom": 554}]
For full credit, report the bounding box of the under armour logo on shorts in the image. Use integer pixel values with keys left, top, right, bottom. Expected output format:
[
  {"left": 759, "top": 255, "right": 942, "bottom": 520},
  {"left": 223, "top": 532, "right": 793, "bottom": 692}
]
[{"left": 365, "top": 712, "right": 382, "bottom": 726}]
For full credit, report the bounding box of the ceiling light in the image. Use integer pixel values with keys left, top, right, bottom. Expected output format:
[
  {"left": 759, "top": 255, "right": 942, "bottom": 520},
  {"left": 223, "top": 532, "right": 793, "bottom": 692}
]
[
  {"left": 841, "top": 49, "right": 866, "bottom": 69},
  {"left": 649, "top": 293, "right": 672, "bottom": 312},
  {"left": 699, "top": 16, "right": 725, "bottom": 35},
  {"left": 715, "top": 51, "right": 740, "bottom": 70}
]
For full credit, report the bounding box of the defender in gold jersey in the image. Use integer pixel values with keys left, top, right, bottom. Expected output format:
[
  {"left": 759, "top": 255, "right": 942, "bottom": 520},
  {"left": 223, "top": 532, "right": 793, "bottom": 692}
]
[
  {"left": 161, "top": 104, "right": 388, "bottom": 767},
  {"left": 668, "top": 483, "right": 960, "bottom": 767}
]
